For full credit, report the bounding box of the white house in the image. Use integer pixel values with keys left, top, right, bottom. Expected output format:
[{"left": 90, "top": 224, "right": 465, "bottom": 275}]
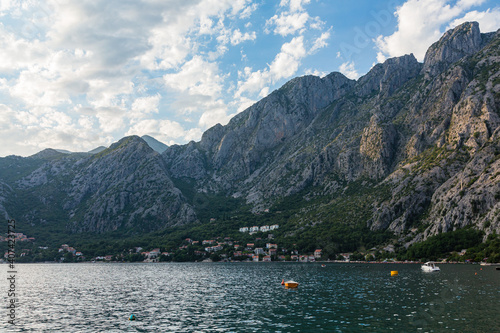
[
  {"left": 260, "top": 225, "right": 270, "bottom": 232},
  {"left": 250, "top": 226, "right": 259, "bottom": 232},
  {"left": 239, "top": 227, "right": 249, "bottom": 232},
  {"left": 270, "top": 224, "right": 279, "bottom": 230},
  {"left": 254, "top": 248, "right": 265, "bottom": 255}
]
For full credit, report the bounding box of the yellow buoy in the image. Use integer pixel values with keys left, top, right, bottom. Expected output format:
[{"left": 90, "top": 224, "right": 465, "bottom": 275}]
[{"left": 391, "top": 270, "right": 398, "bottom": 276}]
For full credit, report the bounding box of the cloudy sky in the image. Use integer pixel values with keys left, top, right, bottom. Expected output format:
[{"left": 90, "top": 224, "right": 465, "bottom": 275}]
[{"left": 0, "top": 0, "right": 498, "bottom": 156}]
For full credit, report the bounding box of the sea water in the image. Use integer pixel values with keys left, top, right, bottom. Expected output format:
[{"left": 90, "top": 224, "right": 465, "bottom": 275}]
[{"left": 1, "top": 262, "right": 499, "bottom": 332}]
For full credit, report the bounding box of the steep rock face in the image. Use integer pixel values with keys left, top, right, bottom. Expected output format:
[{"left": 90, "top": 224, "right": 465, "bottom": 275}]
[
  {"left": 360, "top": 115, "right": 398, "bottom": 179},
  {"left": 369, "top": 25, "right": 500, "bottom": 239},
  {"left": 1, "top": 21, "right": 499, "bottom": 244},
  {"left": 357, "top": 54, "right": 422, "bottom": 97},
  {"left": 423, "top": 22, "right": 483, "bottom": 76},
  {"left": 7, "top": 136, "right": 196, "bottom": 234},
  {"left": 163, "top": 141, "right": 208, "bottom": 180},
  {"left": 164, "top": 73, "right": 356, "bottom": 191},
  {"left": 162, "top": 23, "right": 498, "bottom": 236},
  {"left": 425, "top": 139, "right": 500, "bottom": 237},
  {"left": 65, "top": 136, "right": 196, "bottom": 233}
]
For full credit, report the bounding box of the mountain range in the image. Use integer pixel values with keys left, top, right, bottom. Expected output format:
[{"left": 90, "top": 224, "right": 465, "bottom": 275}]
[{"left": 1, "top": 22, "right": 499, "bottom": 249}]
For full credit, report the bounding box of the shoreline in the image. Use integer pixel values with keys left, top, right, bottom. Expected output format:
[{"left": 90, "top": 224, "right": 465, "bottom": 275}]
[{"left": 3, "top": 260, "right": 494, "bottom": 265}]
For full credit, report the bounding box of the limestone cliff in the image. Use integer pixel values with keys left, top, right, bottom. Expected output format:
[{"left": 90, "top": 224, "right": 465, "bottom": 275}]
[{"left": 1, "top": 22, "right": 498, "bottom": 245}]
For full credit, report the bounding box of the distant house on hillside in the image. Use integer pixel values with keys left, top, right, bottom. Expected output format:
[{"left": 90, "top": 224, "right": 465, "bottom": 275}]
[{"left": 254, "top": 248, "right": 265, "bottom": 255}]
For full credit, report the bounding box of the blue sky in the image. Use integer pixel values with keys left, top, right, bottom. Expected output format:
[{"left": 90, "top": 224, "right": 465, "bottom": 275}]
[{"left": 0, "top": 0, "right": 499, "bottom": 156}]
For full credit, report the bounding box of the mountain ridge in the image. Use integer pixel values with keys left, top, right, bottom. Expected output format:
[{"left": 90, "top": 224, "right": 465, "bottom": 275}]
[{"left": 1, "top": 22, "right": 499, "bottom": 251}]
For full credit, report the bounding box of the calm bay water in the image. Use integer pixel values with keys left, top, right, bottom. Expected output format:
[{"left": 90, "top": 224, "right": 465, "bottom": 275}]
[{"left": 1, "top": 262, "right": 499, "bottom": 332}]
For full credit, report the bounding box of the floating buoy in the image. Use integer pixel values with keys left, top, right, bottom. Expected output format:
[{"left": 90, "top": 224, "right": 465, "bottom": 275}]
[
  {"left": 129, "top": 314, "right": 136, "bottom": 321},
  {"left": 284, "top": 280, "right": 299, "bottom": 288},
  {"left": 391, "top": 270, "right": 398, "bottom": 276}
]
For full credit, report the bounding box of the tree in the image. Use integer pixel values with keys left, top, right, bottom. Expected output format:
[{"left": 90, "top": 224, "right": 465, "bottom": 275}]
[{"left": 63, "top": 252, "right": 74, "bottom": 263}]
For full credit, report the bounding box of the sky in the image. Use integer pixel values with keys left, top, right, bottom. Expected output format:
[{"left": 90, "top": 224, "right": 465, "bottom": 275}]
[{"left": 0, "top": 0, "right": 499, "bottom": 157}]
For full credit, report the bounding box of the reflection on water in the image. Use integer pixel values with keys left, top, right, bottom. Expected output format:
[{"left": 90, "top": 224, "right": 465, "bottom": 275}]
[{"left": 0, "top": 263, "right": 498, "bottom": 332}]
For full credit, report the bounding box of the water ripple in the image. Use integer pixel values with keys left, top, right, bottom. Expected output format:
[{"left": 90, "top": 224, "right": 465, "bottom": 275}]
[{"left": 0, "top": 263, "right": 498, "bottom": 332}]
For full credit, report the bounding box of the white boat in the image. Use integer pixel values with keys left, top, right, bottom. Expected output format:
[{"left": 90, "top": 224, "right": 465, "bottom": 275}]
[{"left": 421, "top": 262, "right": 440, "bottom": 272}]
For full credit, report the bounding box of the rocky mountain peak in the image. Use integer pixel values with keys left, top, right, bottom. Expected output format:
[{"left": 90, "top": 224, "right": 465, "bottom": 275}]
[
  {"left": 422, "top": 21, "right": 482, "bottom": 76},
  {"left": 141, "top": 135, "right": 168, "bottom": 153},
  {"left": 1, "top": 22, "right": 499, "bottom": 248},
  {"left": 28, "top": 148, "right": 66, "bottom": 160},
  {"left": 356, "top": 53, "right": 421, "bottom": 97}
]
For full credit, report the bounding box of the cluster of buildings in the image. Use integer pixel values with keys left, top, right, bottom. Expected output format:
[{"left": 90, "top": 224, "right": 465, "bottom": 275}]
[
  {"left": 174, "top": 235, "right": 324, "bottom": 262},
  {"left": 0, "top": 233, "right": 35, "bottom": 242},
  {"left": 239, "top": 224, "right": 279, "bottom": 234},
  {"left": 59, "top": 244, "right": 83, "bottom": 257},
  {"left": 233, "top": 245, "right": 324, "bottom": 262}
]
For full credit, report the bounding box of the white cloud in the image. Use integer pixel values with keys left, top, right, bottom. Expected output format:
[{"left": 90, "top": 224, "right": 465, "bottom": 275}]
[
  {"left": 447, "top": 7, "right": 500, "bottom": 32},
  {"left": 95, "top": 107, "right": 126, "bottom": 133},
  {"left": 130, "top": 94, "right": 161, "bottom": 120},
  {"left": 240, "top": 3, "right": 258, "bottom": 19},
  {"left": 338, "top": 61, "right": 360, "bottom": 80},
  {"left": 126, "top": 119, "right": 185, "bottom": 140},
  {"left": 163, "top": 55, "right": 221, "bottom": 97},
  {"left": 304, "top": 68, "right": 328, "bottom": 78},
  {"left": 236, "top": 36, "right": 307, "bottom": 98},
  {"left": 310, "top": 31, "right": 331, "bottom": 54},
  {"left": 198, "top": 108, "right": 233, "bottom": 129},
  {"left": 269, "top": 36, "right": 306, "bottom": 79},
  {"left": 265, "top": 0, "right": 323, "bottom": 37},
  {"left": 267, "top": 12, "right": 310, "bottom": 36},
  {"left": 375, "top": 0, "right": 499, "bottom": 62},
  {"left": 230, "top": 29, "right": 257, "bottom": 45},
  {"left": 0, "top": 0, "right": 332, "bottom": 156},
  {"left": 279, "top": 0, "right": 311, "bottom": 13}
]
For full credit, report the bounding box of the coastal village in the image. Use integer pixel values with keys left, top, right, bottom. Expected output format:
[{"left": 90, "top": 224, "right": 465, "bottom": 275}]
[
  {"left": 2, "top": 224, "right": 340, "bottom": 263},
  {"left": 74, "top": 223, "right": 328, "bottom": 263},
  {"left": 1, "top": 225, "right": 486, "bottom": 264}
]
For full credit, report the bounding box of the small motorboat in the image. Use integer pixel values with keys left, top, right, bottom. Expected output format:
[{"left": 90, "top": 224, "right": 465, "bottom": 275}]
[
  {"left": 284, "top": 280, "right": 299, "bottom": 288},
  {"left": 421, "top": 262, "right": 440, "bottom": 272}
]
